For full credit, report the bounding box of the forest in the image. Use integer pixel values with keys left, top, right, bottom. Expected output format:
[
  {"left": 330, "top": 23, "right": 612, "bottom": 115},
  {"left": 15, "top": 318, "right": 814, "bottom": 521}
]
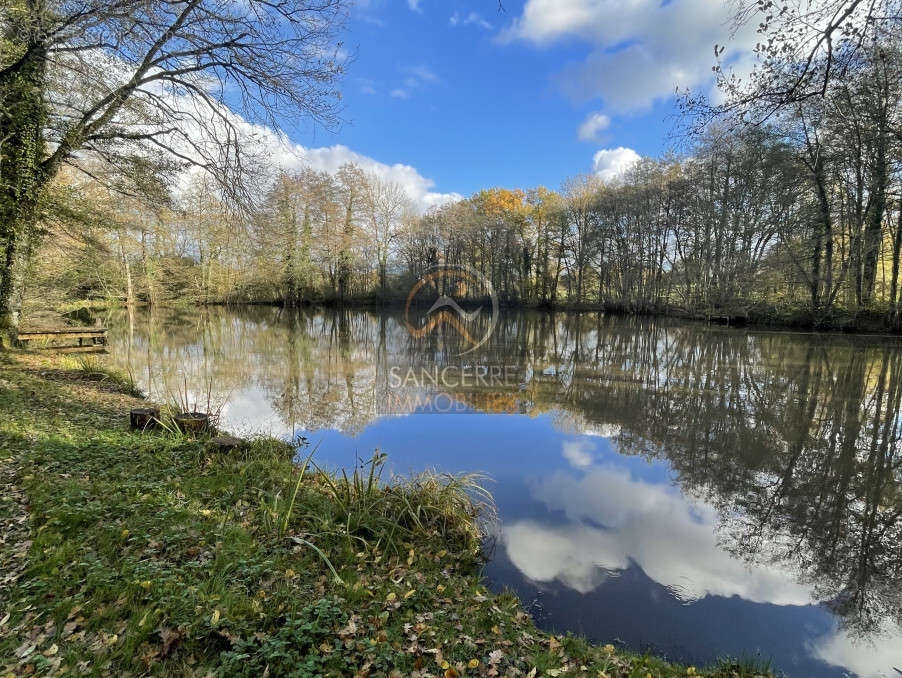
[{"left": 3, "top": 1, "right": 902, "bottom": 330}]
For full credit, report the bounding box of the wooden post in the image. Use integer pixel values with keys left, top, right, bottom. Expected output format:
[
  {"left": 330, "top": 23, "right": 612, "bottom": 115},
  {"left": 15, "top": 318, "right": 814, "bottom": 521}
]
[
  {"left": 174, "top": 412, "right": 211, "bottom": 435},
  {"left": 208, "top": 436, "right": 245, "bottom": 453},
  {"left": 130, "top": 407, "right": 160, "bottom": 431}
]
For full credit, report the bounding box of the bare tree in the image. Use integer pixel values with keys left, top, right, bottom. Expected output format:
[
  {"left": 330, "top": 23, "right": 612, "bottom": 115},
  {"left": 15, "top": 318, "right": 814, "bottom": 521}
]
[
  {"left": 333, "top": 163, "right": 364, "bottom": 302},
  {"left": 697, "top": 0, "right": 901, "bottom": 126},
  {"left": 362, "top": 172, "right": 411, "bottom": 299},
  {"left": 0, "top": 0, "right": 348, "bottom": 330}
]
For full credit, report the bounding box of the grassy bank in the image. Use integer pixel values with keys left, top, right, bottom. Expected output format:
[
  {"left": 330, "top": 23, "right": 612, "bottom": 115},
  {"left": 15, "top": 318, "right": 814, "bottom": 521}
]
[{"left": 0, "top": 351, "right": 774, "bottom": 678}]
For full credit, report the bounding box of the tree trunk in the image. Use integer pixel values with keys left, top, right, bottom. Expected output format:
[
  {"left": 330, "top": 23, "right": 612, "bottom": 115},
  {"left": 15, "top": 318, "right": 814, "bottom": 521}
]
[
  {"left": 338, "top": 202, "right": 353, "bottom": 302},
  {"left": 119, "top": 234, "right": 135, "bottom": 307},
  {"left": 862, "top": 136, "right": 888, "bottom": 305},
  {"left": 810, "top": 218, "right": 823, "bottom": 310},
  {"left": 0, "top": 34, "right": 48, "bottom": 333},
  {"left": 812, "top": 155, "right": 832, "bottom": 311},
  {"left": 890, "top": 202, "right": 902, "bottom": 317}
]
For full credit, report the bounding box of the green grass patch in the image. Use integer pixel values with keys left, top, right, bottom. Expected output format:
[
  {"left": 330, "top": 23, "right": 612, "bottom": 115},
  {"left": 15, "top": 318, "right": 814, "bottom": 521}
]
[{"left": 0, "top": 351, "right": 775, "bottom": 677}]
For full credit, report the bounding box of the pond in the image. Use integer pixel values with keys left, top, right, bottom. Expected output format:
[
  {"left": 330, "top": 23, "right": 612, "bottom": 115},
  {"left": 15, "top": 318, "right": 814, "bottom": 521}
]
[{"left": 104, "top": 306, "right": 902, "bottom": 678}]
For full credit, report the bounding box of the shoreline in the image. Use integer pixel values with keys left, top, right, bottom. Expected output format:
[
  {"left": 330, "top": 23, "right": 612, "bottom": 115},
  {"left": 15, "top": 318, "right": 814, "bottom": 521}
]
[
  {"left": 0, "top": 349, "right": 774, "bottom": 677},
  {"left": 53, "top": 297, "right": 902, "bottom": 336}
]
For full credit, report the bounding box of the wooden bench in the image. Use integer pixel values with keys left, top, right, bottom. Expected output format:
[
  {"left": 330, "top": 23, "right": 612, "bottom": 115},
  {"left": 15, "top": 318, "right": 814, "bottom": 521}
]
[{"left": 16, "top": 327, "right": 108, "bottom": 349}]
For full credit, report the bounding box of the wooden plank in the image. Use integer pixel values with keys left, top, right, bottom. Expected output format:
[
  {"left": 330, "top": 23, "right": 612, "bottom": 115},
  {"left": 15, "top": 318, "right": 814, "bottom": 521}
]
[
  {"left": 17, "top": 328, "right": 107, "bottom": 341},
  {"left": 17, "top": 327, "right": 107, "bottom": 336}
]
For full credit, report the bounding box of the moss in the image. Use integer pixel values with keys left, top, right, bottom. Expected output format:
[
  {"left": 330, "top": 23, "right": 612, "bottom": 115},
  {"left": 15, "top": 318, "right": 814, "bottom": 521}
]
[{"left": 0, "top": 351, "right": 774, "bottom": 677}]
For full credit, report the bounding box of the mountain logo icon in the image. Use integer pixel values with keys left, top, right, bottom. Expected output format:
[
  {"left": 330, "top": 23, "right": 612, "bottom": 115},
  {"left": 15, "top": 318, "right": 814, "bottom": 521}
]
[{"left": 403, "top": 265, "right": 499, "bottom": 356}]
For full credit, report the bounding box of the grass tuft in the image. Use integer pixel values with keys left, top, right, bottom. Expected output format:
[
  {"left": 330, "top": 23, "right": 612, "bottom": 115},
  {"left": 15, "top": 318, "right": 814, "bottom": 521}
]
[{"left": 59, "top": 354, "right": 144, "bottom": 398}]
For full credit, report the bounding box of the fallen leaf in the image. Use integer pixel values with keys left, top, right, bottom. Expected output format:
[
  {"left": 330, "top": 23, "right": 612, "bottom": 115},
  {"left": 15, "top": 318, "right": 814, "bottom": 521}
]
[
  {"left": 159, "top": 627, "right": 183, "bottom": 658},
  {"left": 14, "top": 642, "right": 35, "bottom": 659}
]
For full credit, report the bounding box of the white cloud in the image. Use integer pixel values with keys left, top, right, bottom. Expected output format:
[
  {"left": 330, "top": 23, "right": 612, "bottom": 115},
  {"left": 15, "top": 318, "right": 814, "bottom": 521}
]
[
  {"left": 592, "top": 147, "right": 640, "bottom": 182},
  {"left": 577, "top": 111, "right": 610, "bottom": 142},
  {"left": 582, "top": 423, "right": 620, "bottom": 438},
  {"left": 498, "top": 0, "right": 760, "bottom": 112},
  {"left": 359, "top": 79, "right": 378, "bottom": 95},
  {"left": 811, "top": 628, "right": 902, "bottom": 678},
  {"left": 451, "top": 11, "right": 492, "bottom": 30},
  {"left": 406, "top": 64, "right": 438, "bottom": 83},
  {"left": 176, "top": 109, "right": 460, "bottom": 212},
  {"left": 505, "top": 521, "right": 627, "bottom": 593},
  {"left": 504, "top": 465, "right": 815, "bottom": 605},
  {"left": 285, "top": 142, "right": 462, "bottom": 212},
  {"left": 390, "top": 65, "right": 438, "bottom": 101},
  {"left": 407, "top": 0, "right": 422, "bottom": 13},
  {"left": 562, "top": 439, "right": 594, "bottom": 469}
]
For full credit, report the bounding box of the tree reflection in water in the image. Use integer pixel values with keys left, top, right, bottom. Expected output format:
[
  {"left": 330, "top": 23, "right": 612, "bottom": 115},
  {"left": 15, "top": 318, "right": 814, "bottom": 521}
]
[{"left": 105, "top": 306, "right": 902, "bottom": 665}]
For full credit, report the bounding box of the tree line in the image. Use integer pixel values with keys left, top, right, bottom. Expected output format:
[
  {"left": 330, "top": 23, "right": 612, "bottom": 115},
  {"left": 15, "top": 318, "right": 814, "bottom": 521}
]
[
  {"left": 31, "top": 43, "right": 902, "bottom": 329},
  {"left": 5, "top": 0, "right": 902, "bottom": 330}
]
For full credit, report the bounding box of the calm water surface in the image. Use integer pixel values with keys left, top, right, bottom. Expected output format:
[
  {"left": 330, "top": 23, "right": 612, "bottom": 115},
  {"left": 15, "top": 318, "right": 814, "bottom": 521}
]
[{"left": 105, "top": 307, "right": 902, "bottom": 678}]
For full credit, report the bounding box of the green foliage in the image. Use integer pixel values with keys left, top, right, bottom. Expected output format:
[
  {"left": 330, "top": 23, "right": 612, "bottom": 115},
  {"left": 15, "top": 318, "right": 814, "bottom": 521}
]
[
  {"left": 218, "top": 599, "right": 354, "bottom": 677},
  {"left": 59, "top": 355, "right": 144, "bottom": 398}
]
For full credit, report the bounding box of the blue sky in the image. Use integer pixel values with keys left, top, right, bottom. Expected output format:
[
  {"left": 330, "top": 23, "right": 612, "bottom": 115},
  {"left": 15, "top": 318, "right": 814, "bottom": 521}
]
[{"left": 271, "top": 0, "right": 759, "bottom": 206}]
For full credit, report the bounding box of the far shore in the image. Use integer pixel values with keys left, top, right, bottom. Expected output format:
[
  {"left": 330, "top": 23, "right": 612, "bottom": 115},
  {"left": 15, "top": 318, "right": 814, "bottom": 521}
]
[{"left": 46, "top": 296, "right": 902, "bottom": 336}]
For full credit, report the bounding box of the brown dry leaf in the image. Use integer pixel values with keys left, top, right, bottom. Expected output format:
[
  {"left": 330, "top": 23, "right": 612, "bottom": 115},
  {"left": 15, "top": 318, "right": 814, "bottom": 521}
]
[
  {"left": 339, "top": 615, "right": 359, "bottom": 638},
  {"left": 140, "top": 642, "right": 162, "bottom": 668},
  {"left": 14, "top": 642, "right": 35, "bottom": 659},
  {"left": 427, "top": 648, "right": 445, "bottom": 667},
  {"left": 158, "top": 627, "right": 184, "bottom": 658}
]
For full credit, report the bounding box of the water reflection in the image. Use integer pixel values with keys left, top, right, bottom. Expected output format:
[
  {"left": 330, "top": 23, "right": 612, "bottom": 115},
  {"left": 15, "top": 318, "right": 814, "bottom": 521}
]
[{"left": 104, "top": 306, "right": 902, "bottom": 678}]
